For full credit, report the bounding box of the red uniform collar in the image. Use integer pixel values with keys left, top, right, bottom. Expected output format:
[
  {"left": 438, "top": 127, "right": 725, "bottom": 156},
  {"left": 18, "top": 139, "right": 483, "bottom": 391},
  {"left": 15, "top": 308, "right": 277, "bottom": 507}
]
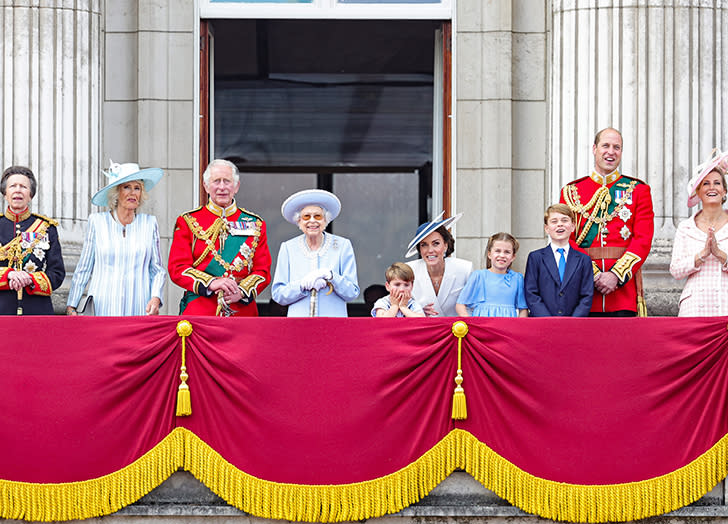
[
  {"left": 4, "top": 207, "right": 31, "bottom": 222},
  {"left": 590, "top": 170, "right": 620, "bottom": 186},
  {"left": 206, "top": 199, "right": 238, "bottom": 218}
]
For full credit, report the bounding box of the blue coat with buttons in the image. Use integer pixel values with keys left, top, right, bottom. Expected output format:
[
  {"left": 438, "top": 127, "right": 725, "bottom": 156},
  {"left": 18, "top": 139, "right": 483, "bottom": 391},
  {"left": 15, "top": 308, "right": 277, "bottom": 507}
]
[{"left": 524, "top": 245, "right": 593, "bottom": 317}]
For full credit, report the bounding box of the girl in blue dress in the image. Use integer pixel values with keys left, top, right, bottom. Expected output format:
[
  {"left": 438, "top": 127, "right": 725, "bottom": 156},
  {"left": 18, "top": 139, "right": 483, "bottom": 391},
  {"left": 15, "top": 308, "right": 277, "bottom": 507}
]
[{"left": 455, "top": 232, "right": 528, "bottom": 317}]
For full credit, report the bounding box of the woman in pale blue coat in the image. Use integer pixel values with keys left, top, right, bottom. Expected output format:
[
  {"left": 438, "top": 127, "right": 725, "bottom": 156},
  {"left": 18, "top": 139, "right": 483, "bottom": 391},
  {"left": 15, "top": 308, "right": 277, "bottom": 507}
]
[
  {"left": 66, "top": 162, "right": 166, "bottom": 316},
  {"left": 272, "top": 189, "right": 359, "bottom": 317}
]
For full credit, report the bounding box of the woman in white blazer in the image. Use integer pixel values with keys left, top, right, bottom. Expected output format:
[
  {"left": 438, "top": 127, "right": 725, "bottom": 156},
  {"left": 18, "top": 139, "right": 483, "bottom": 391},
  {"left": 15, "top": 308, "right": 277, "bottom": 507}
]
[{"left": 405, "top": 212, "right": 472, "bottom": 317}]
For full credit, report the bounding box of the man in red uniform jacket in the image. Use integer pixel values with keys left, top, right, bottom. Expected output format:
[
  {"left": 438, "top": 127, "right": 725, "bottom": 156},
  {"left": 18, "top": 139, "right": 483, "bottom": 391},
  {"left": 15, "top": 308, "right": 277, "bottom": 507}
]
[
  {"left": 168, "top": 159, "right": 271, "bottom": 316},
  {"left": 560, "top": 128, "right": 654, "bottom": 316}
]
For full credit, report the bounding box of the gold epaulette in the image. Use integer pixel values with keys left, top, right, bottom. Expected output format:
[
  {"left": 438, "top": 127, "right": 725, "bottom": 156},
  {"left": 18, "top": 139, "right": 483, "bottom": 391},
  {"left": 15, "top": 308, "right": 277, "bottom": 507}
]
[
  {"left": 614, "top": 174, "right": 648, "bottom": 185},
  {"left": 31, "top": 213, "right": 58, "bottom": 227},
  {"left": 180, "top": 205, "right": 204, "bottom": 220}
]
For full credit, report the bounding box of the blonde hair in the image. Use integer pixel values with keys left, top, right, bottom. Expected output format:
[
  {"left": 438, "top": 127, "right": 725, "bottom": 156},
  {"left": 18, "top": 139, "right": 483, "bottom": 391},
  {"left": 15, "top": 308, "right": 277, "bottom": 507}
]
[
  {"left": 108, "top": 180, "right": 148, "bottom": 209},
  {"left": 385, "top": 262, "right": 415, "bottom": 283},
  {"left": 485, "top": 232, "right": 519, "bottom": 269},
  {"left": 544, "top": 203, "right": 575, "bottom": 224}
]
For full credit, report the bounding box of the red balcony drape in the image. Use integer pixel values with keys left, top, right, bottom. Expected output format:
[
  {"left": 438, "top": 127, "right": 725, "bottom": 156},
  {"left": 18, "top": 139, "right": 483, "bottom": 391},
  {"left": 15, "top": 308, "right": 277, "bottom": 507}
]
[{"left": 2, "top": 316, "right": 728, "bottom": 522}]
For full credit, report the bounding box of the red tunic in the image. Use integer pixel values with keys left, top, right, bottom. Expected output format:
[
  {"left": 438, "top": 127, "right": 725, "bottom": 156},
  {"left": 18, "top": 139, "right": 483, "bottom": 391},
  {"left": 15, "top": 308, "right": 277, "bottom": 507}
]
[
  {"left": 560, "top": 171, "right": 654, "bottom": 314},
  {"left": 168, "top": 200, "right": 271, "bottom": 316}
]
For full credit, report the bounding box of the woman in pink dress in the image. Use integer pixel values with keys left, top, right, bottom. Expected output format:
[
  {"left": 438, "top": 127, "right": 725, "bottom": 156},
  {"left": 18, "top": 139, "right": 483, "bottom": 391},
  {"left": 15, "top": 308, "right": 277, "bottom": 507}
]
[{"left": 670, "top": 149, "right": 728, "bottom": 316}]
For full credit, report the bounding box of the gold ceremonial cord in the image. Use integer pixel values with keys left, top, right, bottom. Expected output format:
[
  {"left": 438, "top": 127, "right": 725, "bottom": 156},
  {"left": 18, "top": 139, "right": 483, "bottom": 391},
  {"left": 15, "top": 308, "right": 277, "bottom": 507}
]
[
  {"left": 183, "top": 215, "right": 233, "bottom": 269},
  {"left": 175, "top": 321, "right": 193, "bottom": 416},
  {"left": 451, "top": 321, "right": 468, "bottom": 420},
  {"left": 564, "top": 185, "right": 611, "bottom": 245},
  {"left": 564, "top": 180, "right": 638, "bottom": 245},
  {"left": 0, "top": 220, "right": 50, "bottom": 264}
]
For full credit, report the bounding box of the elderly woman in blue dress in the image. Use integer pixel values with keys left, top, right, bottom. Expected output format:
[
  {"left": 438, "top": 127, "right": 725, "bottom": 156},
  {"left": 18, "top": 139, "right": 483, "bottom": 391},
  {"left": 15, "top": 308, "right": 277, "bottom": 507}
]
[
  {"left": 66, "top": 161, "right": 166, "bottom": 316},
  {"left": 272, "top": 189, "right": 359, "bottom": 317}
]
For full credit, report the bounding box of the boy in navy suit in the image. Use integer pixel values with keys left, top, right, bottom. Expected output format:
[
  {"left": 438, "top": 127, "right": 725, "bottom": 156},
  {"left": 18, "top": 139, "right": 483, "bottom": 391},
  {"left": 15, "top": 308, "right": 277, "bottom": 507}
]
[{"left": 525, "top": 204, "right": 593, "bottom": 317}]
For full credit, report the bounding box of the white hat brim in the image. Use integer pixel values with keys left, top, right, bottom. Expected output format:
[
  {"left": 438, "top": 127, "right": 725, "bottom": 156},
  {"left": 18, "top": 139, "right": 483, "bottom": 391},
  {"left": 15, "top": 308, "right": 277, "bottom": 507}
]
[
  {"left": 405, "top": 212, "right": 462, "bottom": 258},
  {"left": 281, "top": 189, "right": 341, "bottom": 224},
  {"left": 91, "top": 167, "right": 163, "bottom": 207}
]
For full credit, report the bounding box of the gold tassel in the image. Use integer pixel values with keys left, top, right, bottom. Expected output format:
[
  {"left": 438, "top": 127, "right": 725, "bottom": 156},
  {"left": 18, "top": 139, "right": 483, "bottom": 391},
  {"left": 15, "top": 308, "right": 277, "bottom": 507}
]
[
  {"left": 450, "top": 321, "right": 469, "bottom": 420},
  {"left": 637, "top": 296, "right": 648, "bottom": 317},
  {"left": 176, "top": 320, "right": 193, "bottom": 416}
]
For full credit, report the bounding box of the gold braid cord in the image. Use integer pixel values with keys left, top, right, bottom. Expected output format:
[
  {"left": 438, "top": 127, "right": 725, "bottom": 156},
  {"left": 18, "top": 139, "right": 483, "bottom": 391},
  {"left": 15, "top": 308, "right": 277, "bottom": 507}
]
[
  {"left": 3, "top": 427, "right": 727, "bottom": 523},
  {"left": 563, "top": 181, "right": 637, "bottom": 245},
  {"left": 183, "top": 215, "right": 240, "bottom": 272},
  {"left": 183, "top": 214, "right": 259, "bottom": 274},
  {"left": 0, "top": 220, "right": 50, "bottom": 265}
]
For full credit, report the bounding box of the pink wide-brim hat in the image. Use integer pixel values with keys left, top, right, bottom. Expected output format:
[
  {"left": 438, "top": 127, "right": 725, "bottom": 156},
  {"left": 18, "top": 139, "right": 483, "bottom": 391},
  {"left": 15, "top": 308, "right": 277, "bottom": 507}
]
[{"left": 687, "top": 148, "right": 728, "bottom": 207}]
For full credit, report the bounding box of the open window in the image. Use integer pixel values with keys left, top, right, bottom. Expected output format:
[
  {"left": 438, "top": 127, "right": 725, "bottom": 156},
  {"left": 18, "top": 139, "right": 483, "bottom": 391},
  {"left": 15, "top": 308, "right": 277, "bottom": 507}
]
[{"left": 199, "top": 19, "right": 451, "bottom": 315}]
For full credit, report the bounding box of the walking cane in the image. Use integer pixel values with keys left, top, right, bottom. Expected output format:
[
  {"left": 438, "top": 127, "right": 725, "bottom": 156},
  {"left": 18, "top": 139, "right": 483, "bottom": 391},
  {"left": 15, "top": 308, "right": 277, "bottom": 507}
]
[
  {"left": 309, "top": 289, "right": 318, "bottom": 317},
  {"left": 16, "top": 288, "right": 23, "bottom": 316}
]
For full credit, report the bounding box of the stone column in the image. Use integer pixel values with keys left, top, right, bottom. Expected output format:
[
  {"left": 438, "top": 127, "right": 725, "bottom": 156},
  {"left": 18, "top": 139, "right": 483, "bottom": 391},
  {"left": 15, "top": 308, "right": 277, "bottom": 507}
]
[
  {"left": 1, "top": 0, "right": 101, "bottom": 310},
  {"left": 550, "top": 0, "right": 728, "bottom": 314},
  {"left": 1, "top": 0, "right": 101, "bottom": 233}
]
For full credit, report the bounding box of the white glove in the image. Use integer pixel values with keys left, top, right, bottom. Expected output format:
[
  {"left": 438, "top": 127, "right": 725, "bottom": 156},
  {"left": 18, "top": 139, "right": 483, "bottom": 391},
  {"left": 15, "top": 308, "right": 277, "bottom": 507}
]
[
  {"left": 314, "top": 267, "right": 333, "bottom": 281},
  {"left": 300, "top": 271, "right": 319, "bottom": 291},
  {"left": 312, "top": 277, "right": 328, "bottom": 291}
]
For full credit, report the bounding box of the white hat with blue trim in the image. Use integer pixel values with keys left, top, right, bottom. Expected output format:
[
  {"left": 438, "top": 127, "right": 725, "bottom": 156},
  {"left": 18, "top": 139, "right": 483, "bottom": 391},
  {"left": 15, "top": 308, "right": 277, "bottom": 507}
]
[
  {"left": 281, "top": 189, "right": 342, "bottom": 225},
  {"left": 405, "top": 211, "right": 463, "bottom": 258},
  {"left": 91, "top": 160, "right": 163, "bottom": 207}
]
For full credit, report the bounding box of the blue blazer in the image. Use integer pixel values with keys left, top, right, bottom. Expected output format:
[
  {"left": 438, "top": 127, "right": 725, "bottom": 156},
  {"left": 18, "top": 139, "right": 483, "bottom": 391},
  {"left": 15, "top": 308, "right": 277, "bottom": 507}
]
[{"left": 524, "top": 246, "right": 593, "bottom": 317}]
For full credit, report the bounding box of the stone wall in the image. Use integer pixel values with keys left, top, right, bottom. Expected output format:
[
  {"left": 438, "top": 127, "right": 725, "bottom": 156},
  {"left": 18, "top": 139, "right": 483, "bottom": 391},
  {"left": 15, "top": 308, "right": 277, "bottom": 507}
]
[{"left": 5, "top": 1, "right": 727, "bottom": 315}]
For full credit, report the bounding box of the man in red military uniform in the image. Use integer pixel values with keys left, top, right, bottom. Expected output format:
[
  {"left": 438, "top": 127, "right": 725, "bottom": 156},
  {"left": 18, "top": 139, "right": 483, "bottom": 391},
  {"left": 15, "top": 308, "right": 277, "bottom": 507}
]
[
  {"left": 168, "top": 159, "right": 271, "bottom": 316},
  {"left": 560, "top": 128, "right": 654, "bottom": 316}
]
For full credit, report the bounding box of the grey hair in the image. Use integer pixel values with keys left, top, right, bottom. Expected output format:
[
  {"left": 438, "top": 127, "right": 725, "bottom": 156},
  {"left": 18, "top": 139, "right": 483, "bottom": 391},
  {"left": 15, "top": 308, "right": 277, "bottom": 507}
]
[
  {"left": 203, "top": 159, "right": 240, "bottom": 184},
  {"left": 293, "top": 205, "right": 333, "bottom": 226},
  {"left": 108, "top": 181, "right": 148, "bottom": 209}
]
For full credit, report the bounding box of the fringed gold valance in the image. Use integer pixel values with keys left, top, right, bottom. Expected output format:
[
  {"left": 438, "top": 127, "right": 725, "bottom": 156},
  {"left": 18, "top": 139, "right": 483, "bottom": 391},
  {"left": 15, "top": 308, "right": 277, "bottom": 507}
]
[
  {"left": 2, "top": 428, "right": 728, "bottom": 523},
  {"left": 0, "top": 428, "right": 185, "bottom": 522},
  {"left": 3, "top": 316, "right": 728, "bottom": 522}
]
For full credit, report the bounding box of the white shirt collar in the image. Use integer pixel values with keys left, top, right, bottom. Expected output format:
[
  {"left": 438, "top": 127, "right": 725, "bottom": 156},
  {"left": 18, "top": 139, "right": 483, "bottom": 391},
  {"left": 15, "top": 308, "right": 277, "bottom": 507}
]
[{"left": 549, "top": 243, "right": 570, "bottom": 257}]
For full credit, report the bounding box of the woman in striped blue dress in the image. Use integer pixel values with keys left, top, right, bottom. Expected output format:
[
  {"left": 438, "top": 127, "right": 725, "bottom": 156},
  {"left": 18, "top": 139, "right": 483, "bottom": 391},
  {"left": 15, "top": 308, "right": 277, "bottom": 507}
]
[{"left": 66, "top": 162, "right": 166, "bottom": 316}]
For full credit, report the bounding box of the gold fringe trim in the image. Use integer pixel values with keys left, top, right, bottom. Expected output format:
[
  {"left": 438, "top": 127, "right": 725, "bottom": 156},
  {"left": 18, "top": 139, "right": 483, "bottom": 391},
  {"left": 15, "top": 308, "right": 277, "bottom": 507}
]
[
  {"left": 2, "top": 427, "right": 727, "bottom": 522},
  {"left": 181, "top": 428, "right": 463, "bottom": 522},
  {"left": 459, "top": 429, "right": 728, "bottom": 522},
  {"left": 0, "top": 428, "right": 185, "bottom": 522},
  {"left": 183, "top": 428, "right": 728, "bottom": 523}
]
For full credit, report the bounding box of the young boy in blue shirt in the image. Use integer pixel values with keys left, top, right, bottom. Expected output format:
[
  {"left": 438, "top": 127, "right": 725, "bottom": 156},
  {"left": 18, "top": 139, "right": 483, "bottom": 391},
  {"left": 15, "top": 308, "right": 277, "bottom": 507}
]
[{"left": 371, "top": 263, "right": 425, "bottom": 317}]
